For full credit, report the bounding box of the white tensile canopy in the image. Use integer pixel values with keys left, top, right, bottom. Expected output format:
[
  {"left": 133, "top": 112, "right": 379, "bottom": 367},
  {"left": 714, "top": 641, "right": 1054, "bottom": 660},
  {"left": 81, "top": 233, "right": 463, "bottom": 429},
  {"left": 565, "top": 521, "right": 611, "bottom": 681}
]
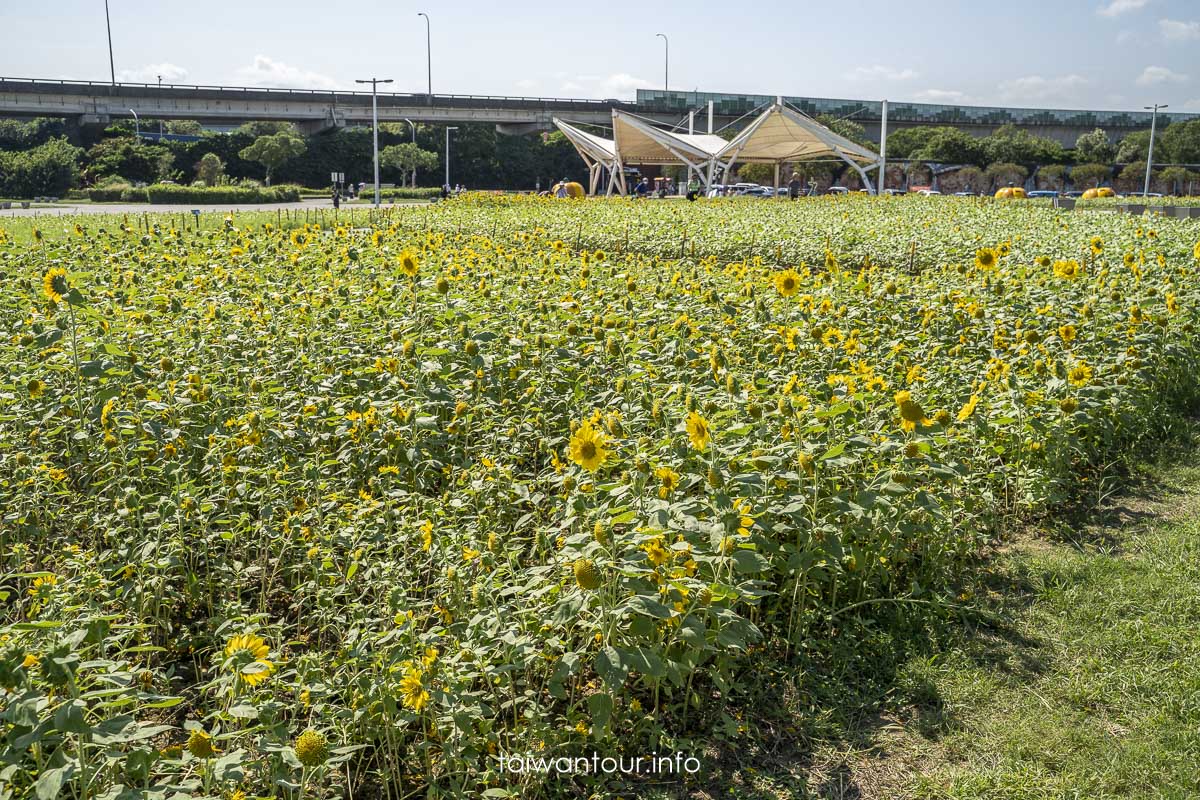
[
  {"left": 555, "top": 101, "right": 887, "bottom": 196},
  {"left": 551, "top": 118, "right": 618, "bottom": 196}
]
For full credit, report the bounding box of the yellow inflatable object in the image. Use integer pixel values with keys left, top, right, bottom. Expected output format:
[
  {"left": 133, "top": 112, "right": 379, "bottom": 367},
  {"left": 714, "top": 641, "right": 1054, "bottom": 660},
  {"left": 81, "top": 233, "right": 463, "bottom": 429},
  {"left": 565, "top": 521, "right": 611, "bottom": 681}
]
[
  {"left": 1081, "top": 187, "right": 1115, "bottom": 199},
  {"left": 550, "top": 181, "right": 585, "bottom": 199},
  {"left": 994, "top": 187, "right": 1027, "bottom": 199}
]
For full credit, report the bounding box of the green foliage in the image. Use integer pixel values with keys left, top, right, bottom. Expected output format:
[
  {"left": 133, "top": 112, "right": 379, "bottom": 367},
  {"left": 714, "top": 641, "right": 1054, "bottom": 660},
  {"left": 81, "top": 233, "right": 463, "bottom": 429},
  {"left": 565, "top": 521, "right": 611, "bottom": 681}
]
[
  {"left": 884, "top": 127, "right": 935, "bottom": 159},
  {"left": 167, "top": 120, "right": 204, "bottom": 135},
  {"left": 1160, "top": 118, "right": 1200, "bottom": 164},
  {"left": 735, "top": 163, "right": 776, "bottom": 184},
  {"left": 142, "top": 183, "right": 302, "bottom": 203},
  {"left": 1069, "top": 163, "right": 1112, "bottom": 188},
  {"left": 379, "top": 142, "right": 439, "bottom": 186},
  {"left": 1116, "top": 130, "right": 1151, "bottom": 164},
  {"left": 239, "top": 131, "right": 307, "bottom": 185},
  {"left": 0, "top": 118, "right": 70, "bottom": 152},
  {"left": 816, "top": 115, "right": 877, "bottom": 152},
  {"left": 985, "top": 161, "right": 1028, "bottom": 188},
  {"left": 0, "top": 137, "right": 82, "bottom": 197},
  {"left": 364, "top": 186, "right": 443, "bottom": 200},
  {"left": 985, "top": 125, "right": 1066, "bottom": 166},
  {"left": 1073, "top": 128, "right": 1114, "bottom": 165},
  {"left": 1037, "top": 164, "right": 1068, "bottom": 189},
  {"left": 195, "top": 152, "right": 226, "bottom": 187},
  {"left": 911, "top": 127, "right": 987, "bottom": 167},
  {"left": 83, "top": 138, "right": 176, "bottom": 185}
]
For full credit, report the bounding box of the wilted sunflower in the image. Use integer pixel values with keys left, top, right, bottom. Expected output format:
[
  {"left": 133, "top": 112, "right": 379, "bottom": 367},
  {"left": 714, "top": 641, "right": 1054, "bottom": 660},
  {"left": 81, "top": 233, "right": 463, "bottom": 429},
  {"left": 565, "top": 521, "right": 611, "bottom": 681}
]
[
  {"left": 294, "top": 728, "right": 329, "bottom": 767},
  {"left": 773, "top": 268, "right": 801, "bottom": 298},
  {"left": 224, "top": 633, "right": 275, "bottom": 687},
  {"left": 567, "top": 420, "right": 610, "bottom": 471},
  {"left": 957, "top": 393, "right": 980, "bottom": 422},
  {"left": 685, "top": 411, "right": 712, "bottom": 451},
  {"left": 187, "top": 728, "right": 217, "bottom": 759},
  {"left": 42, "top": 267, "right": 69, "bottom": 304},
  {"left": 654, "top": 465, "right": 680, "bottom": 498},
  {"left": 894, "top": 390, "right": 930, "bottom": 432}
]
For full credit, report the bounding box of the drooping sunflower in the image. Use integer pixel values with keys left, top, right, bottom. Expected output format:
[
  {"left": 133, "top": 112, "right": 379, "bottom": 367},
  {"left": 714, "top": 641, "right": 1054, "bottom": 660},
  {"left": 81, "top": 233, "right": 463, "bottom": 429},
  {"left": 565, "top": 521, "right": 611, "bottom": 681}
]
[
  {"left": 224, "top": 633, "right": 275, "bottom": 687},
  {"left": 774, "top": 268, "right": 801, "bottom": 298},
  {"left": 1036, "top": 255, "right": 1052, "bottom": 268},
  {"left": 654, "top": 465, "right": 681, "bottom": 498},
  {"left": 957, "top": 393, "right": 981, "bottom": 423},
  {"left": 894, "top": 390, "right": 930, "bottom": 432},
  {"left": 685, "top": 411, "right": 712, "bottom": 451},
  {"left": 567, "top": 420, "right": 610, "bottom": 471},
  {"left": 42, "top": 267, "right": 69, "bottom": 304},
  {"left": 398, "top": 250, "right": 420, "bottom": 277},
  {"left": 975, "top": 248, "right": 997, "bottom": 271}
]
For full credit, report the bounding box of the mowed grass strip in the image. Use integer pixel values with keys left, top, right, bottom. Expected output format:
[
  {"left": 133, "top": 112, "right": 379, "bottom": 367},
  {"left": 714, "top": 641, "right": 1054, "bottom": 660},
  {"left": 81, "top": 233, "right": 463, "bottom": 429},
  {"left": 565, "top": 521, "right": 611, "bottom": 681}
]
[{"left": 898, "top": 453, "right": 1200, "bottom": 800}]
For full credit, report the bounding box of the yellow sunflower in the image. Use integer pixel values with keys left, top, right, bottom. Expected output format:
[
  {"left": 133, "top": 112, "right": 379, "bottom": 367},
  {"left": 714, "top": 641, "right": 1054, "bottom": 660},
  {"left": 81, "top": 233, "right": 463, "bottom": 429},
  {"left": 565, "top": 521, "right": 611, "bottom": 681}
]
[
  {"left": 894, "top": 390, "right": 930, "bottom": 432},
  {"left": 290, "top": 230, "right": 309, "bottom": 249},
  {"left": 975, "top": 248, "right": 997, "bottom": 271},
  {"left": 1068, "top": 362, "right": 1093, "bottom": 387},
  {"left": 773, "top": 268, "right": 801, "bottom": 298},
  {"left": 1053, "top": 260, "right": 1083, "bottom": 280},
  {"left": 567, "top": 420, "right": 610, "bottom": 471},
  {"left": 685, "top": 411, "right": 712, "bottom": 451},
  {"left": 224, "top": 633, "right": 275, "bottom": 687},
  {"left": 398, "top": 250, "right": 420, "bottom": 277},
  {"left": 42, "top": 267, "right": 69, "bottom": 304},
  {"left": 654, "top": 465, "right": 681, "bottom": 498},
  {"left": 399, "top": 665, "right": 429, "bottom": 712},
  {"left": 1089, "top": 236, "right": 1103, "bottom": 255}
]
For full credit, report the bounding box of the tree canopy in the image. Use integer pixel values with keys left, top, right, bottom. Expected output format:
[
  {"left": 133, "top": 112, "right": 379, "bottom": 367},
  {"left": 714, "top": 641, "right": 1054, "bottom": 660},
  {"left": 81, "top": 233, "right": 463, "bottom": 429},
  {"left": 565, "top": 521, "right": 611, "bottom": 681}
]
[{"left": 239, "top": 131, "right": 307, "bottom": 185}]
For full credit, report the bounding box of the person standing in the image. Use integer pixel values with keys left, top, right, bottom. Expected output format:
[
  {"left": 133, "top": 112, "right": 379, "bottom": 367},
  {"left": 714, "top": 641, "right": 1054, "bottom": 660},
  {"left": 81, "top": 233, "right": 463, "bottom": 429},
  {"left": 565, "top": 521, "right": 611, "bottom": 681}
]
[
  {"left": 332, "top": 187, "right": 340, "bottom": 209},
  {"left": 788, "top": 172, "right": 802, "bottom": 200},
  {"left": 686, "top": 176, "right": 701, "bottom": 202}
]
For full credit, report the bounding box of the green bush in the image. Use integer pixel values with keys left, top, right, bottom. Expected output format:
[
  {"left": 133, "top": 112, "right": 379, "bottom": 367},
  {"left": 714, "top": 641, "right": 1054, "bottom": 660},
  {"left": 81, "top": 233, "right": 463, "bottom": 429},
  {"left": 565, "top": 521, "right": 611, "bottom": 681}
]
[
  {"left": 143, "top": 183, "right": 301, "bottom": 204},
  {"left": 364, "top": 186, "right": 442, "bottom": 200},
  {"left": 0, "top": 137, "right": 82, "bottom": 198},
  {"left": 88, "top": 186, "right": 130, "bottom": 202}
]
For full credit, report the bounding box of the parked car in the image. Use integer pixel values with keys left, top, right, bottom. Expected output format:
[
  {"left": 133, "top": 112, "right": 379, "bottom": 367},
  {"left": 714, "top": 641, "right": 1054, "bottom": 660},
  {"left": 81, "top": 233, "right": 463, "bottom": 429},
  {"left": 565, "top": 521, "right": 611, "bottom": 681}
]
[
  {"left": 1063, "top": 191, "right": 1084, "bottom": 198},
  {"left": 1027, "top": 190, "right": 1058, "bottom": 198},
  {"left": 952, "top": 191, "right": 974, "bottom": 197},
  {"left": 882, "top": 188, "right": 906, "bottom": 196},
  {"left": 917, "top": 189, "right": 942, "bottom": 196},
  {"left": 827, "top": 186, "right": 849, "bottom": 195}
]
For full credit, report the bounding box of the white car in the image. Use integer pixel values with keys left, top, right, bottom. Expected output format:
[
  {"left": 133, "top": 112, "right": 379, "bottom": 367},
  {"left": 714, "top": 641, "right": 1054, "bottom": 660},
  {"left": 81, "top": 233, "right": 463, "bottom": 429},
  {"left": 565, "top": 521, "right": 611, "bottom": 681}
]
[{"left": 917, "top": 189, "right": 942, "bottom": 196}]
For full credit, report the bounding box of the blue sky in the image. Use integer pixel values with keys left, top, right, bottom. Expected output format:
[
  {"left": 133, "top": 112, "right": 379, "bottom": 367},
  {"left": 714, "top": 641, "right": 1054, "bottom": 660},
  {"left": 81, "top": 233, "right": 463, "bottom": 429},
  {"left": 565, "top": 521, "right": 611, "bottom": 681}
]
[{"left": 3, "top": 0, "right": 1198, "bottom": 111}]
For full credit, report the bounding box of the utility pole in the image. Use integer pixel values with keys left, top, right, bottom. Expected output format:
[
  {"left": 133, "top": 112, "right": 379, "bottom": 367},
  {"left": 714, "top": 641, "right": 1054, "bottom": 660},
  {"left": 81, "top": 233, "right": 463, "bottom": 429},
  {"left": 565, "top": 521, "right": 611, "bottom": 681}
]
[
  {"left": 418, "top": 12, "right": 432, "bottom": 103},
  {"left": 655, "top": 33, "right": 669, "bottom": 92},
  {"left": 355, "top": 77, "right": 394, "bottom": 207},
  {"left": 157, "top": 75, "right": 163, "bottom": 137},
  {"left": 445, "top": 126, "right": 458, "bottom": 188},
  {"left": 404, "top": 118, "right": 417, "bottom": 187},
  {"left": 104, "top": 0, "right": 116, "bottom": 86},
  {"left": 1144, "top": 103, "right": 1167, "bottom": 198},
  {"left": 878, "top": 99, "right": 888, "bottom": 195}
]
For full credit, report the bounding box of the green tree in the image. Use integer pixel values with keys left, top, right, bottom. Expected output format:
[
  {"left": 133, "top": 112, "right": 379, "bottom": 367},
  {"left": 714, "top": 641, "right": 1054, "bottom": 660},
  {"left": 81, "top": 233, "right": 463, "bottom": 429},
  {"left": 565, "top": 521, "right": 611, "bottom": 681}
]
[
  {"left": 1156, "top": 165, "right": 1195, "bottom": 196},
  {"left": 985, "top": 161, "right": 1028, "bottom": 189},
  {"left": 195, "top": 152, "right": 225, "bottom": 187},
  {"left": 882, "top": 127, "right": 935, "bottom": 159},
  {"left": 83, "top": 138, "right": 175, "bottom": 184},
  {"left": 912, "top": 127, "right": 987, "bottom": 166},
  {"left": 1070, "top": 163, "right": 1111, "bottom": 189},
  {"left": 379, "top": 142, "right": 439, "bottom": 187},
  {"left": 168, "top": 120, "right": 204, "bottom": 135},
  {"left": 239, "top": 131, "right": 306, "bottom": 185},
  {"left": 1116, "top": 130, "right": 1151, "bottom": 164},
  {"left": 985, "top": 124, "right": 1065, "bottom": 165},
  {"left": 0, "top": 137, "right": 82, "bottom": 197},
  {"left": 1160, "top": 119, "right": 1200, "bottom": 164},
  {"left": 734, "top": 163, "right": 776, "bottom": 184},
  {"left": 1074, "top": 128, "right": 1114, "bottom": 164},
  {"left": 950, "top": 165, "right": 985, "bottom": 192},
  {"left": 815, "top": 115, "right": 877, "bottom": 152},
  {"left": 1118, "top": 161, "right": 1151, "bottom": 192},
  {"left": 235, "top": 121, "right": 298, "bottom": 138}
]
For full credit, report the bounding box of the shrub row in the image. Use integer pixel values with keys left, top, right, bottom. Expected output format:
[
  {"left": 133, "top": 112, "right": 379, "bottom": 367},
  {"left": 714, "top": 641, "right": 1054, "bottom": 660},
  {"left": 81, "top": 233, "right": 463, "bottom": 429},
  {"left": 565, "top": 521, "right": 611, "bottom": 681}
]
[{"left": 88, "top": 184, "right": 303, "bottom": 204}]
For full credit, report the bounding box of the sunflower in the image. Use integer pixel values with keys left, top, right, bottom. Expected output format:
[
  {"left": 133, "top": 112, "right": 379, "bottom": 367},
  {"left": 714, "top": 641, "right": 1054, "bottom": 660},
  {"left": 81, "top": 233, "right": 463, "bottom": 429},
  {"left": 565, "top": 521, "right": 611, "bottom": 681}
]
[
  {"left": 187, "top": 728, "right": 217, "bottom": 759},
  {"left": 42, "top": 267, "right": 69, "bottom": 304},
  {"left": 1089, "top": 236, "right": 1103, "bottom": 255},
  {"left": 28, "top": 574, "right": 58, "bottom": 598},
  {"left": 224, "top": 633, "right": 275, "bottom": 687},
  {"left": 371, "top": 230, "right": 385, "bottom": 247},
  {"left": 1053, "top": 260, "right": 1083, "bottom": 280},
  {"left": 773, "top": 268, "right": 801, "bottom": 298},
  {"left": 294, "top": 729, "right": 329, "bottom": 767},
  {"left": 1058, "top": 324, "right": 1077, "bottom": 343},
  {"left": 27, "top": 379, "right": 45, "bottom": 399},
  {"left": 567, "top": 420, "right": 610, "bottom": 471},
  {"left": 573, "top": 558, "right": 603, "bottom": 590},
  {"left": 1036, "top": 255, "right": 1052, "bottom": 268},
  {"left": 957, "top": 393, "right": 980, "bottom": 422},
  {"left": 1193, "top": 240, "right": 1200, "bottom": 261},
  {"left": 685, "top": 411, "right": 711, "bottom": 451},
  {"left": 894, "top": 390, "right": 930, "bottom": 432},
  {"left": 1067, "top": 362, "right": 1093, "bottom": 387},
  {"left": 398, "top": 250, "right": 420, "bottom": 277},
  {"left": 975, "top": 248, "right": 997, "bottom": 271},
  {"left": 997, "top": 242, "right": 1011, "bottom": 257},
  {"left": 1122, "top": 251, "right": 1137, "bottom": 268},
  {"left": 654, "top": 465, "right": 681, "bottom": 498},
  {"left": 290, "top": 230, "right": 309, "bottom": 248},
  {"left": 399, "top": 665, "right": 429, "bottom": 712}
]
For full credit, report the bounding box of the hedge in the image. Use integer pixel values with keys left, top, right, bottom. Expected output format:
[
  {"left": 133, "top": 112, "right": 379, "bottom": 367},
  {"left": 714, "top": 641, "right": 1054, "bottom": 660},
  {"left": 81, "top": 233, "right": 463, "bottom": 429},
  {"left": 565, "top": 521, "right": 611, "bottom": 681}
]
[
  {"left": 358, "top": 187, "right": 443, "bottom": 200},
  {"left": 144, "top": 184, "right": 302, "bottom": 204}
]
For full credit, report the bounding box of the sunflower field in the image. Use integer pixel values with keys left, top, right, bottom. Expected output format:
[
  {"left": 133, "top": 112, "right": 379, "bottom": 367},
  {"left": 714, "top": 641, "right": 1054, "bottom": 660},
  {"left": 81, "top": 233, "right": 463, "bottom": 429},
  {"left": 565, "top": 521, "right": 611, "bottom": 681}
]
[{"left": 2, "top": 196, "right": 1200, "bottom": 799}]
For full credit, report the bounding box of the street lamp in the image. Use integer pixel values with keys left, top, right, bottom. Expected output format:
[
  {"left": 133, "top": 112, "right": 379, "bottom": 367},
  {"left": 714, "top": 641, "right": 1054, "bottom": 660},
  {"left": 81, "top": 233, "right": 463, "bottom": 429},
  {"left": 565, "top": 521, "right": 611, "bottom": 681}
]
[
  {"left": 655, "top": 33, "right": 668, "bottom": 92},
  {"left": 403, "top": 118, "right": 417, "bottom": 187},
  {"left": 418, "top": 12, "right": 432, "bottom": 102},
  {"left": 104, "top": 0, "right": 116, "bottom": 86},
  {"left": 1144, "top": 103, "right": 1167, "bottom": 198},
  {"left": 157, "top": 75, "right": 163, "bottom": 137},
  {"left": 129, "top": 108, "right": 139, "bottom": 141},
  {"left": 355, "top": 77, "right": 394, "bottom": 207},
  {"left": 445, "top": 126, "right": 458, "bottom": 189}
]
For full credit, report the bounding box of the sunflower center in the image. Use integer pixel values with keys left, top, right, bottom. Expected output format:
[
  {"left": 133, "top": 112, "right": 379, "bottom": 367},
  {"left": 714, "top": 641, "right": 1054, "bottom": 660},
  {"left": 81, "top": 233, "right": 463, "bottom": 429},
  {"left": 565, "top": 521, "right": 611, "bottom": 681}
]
[{"left": 580, "top": 442, "right": 596, "bottom": 460}]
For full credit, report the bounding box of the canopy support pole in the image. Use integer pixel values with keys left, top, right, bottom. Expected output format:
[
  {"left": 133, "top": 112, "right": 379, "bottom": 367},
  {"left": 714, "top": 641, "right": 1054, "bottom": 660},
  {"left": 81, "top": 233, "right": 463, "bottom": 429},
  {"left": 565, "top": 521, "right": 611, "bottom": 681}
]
[{"left": 878, "top": 98, "right": 888, "bottom": 194}]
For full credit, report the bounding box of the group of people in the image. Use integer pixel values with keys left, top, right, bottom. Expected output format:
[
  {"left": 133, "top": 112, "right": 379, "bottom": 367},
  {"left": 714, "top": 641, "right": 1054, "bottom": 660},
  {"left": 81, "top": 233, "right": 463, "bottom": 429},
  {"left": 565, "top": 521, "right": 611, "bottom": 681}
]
[{"left": 441, "top": 183, "right": 467, "bottom": 199}]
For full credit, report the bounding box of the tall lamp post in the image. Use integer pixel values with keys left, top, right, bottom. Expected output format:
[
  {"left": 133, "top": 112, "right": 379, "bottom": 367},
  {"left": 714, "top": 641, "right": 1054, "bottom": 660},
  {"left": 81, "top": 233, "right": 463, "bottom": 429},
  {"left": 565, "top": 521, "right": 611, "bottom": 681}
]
[
  {"left": 355, "top": 77, "right": 394, "bottom": 207},
  {"left": 445, "top": 126, "right": 458, "bottom": 189},
  {"left": 104, "top": 0, "right": 116, "bottom": 86},
  {"left": 129, "top": 109, "right": 139, "bottom": 141},
  {"left": 157, "top": 75, "right": 163, "bottom": 137},
  {"left": 403, "top": 118, "right": 417, "bottom": 187},
  {"left": 1144, "top": 103, "right": 1167, "bottom": 198},
  {"left": 655, "top": 33, "right": 668, "bottom": 92},
  {"left": 418, "top": 12, "right": 432, "bottom": 103}
]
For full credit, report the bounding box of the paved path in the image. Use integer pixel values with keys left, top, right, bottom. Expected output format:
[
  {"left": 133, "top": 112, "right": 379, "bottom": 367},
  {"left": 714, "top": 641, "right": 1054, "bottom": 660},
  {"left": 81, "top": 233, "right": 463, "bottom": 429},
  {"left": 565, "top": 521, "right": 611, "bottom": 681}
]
[{"left": 0, "top": 198, "right": 430, "bottom": 218}]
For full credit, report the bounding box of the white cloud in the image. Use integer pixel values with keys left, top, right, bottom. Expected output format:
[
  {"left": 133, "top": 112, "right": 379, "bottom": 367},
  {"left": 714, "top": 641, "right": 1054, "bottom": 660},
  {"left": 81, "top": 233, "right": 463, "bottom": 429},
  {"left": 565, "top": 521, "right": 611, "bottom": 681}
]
[
  {"left": 911, "top": 88, "right": 971, "bottom": 103},
  {"left": 1182, "top": 98, "right": 1200, "bottom": 111},
  {"left": 997, "top": 74, "right": 1088, "bottom": 104},
  {"left": 232, "top": 55, "right": 339, "bottom": 90},
  {"left": 1098, "top": 0, "right": 1150, "bottom": 17},
  {"left": 1136, "top": 65, "right": 1189, "bottom": 85},
  {"left": 560, "top": 72, "right": 654, "bottom": 99},
  {"left": 1159, "top": 18, "right": 1200, "bottom": 41},
  {"left": 116, "top": 62, "right": 189, "bottom": 84},
  {"left": 844, "top": 65, "right": 919, "bottom": 82}
]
